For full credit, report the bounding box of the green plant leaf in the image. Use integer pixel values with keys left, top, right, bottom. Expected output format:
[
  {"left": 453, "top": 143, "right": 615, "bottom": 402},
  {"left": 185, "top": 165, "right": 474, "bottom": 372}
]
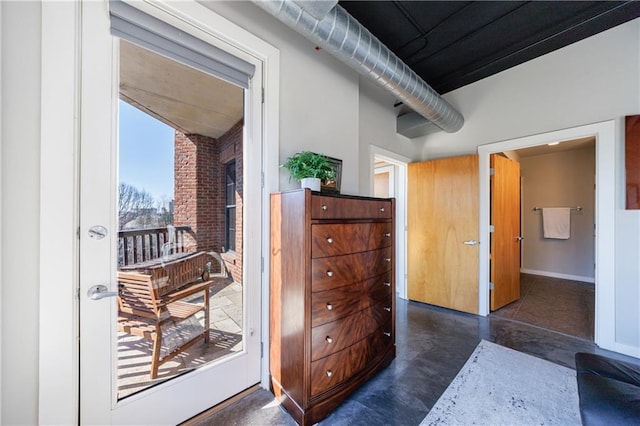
[{"left": 281, "top": 151, "right": 336, "bottom": 181}]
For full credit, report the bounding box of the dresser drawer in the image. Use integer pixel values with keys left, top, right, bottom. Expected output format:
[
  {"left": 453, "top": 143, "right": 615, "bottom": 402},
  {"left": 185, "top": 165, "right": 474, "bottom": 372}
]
[
  {"left": 311, "top": 273, "right": 391, "bottom": 327},
  {"left": 311, "top": 303, "right": 392, "bottom": 361},
  {"left": 311, "top": 223, "right": 392, "bottom": 258},
  {"left": 310, "top": 324, "right": 393, "bottom": 397},
  {"left": 311, "top": 195, "right": 392, "bottom": 220},
  {"left": 311, "top": 247, "right": 392, "bottom": 292}
]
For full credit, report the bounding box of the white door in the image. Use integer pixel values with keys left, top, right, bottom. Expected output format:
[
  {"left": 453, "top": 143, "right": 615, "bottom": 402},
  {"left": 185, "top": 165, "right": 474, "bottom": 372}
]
[{"left": 79, "top": 2, "right": 262, "bottom": 424}]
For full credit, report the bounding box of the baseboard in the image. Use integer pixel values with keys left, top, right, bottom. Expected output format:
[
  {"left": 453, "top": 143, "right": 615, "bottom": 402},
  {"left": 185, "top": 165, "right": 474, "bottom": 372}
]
[
  {"left": 520, "top": 268, "right": 595, "bottom": 284},
  {"left": 597, "top": 339, "right": 640, "bottom": 359}
]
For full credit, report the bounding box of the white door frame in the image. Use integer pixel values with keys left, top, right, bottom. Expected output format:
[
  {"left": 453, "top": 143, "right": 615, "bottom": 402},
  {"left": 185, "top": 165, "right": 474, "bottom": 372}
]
[
  {"left": 477, "top": 120, "right": 616, "bottom": 353},
  {"left": 370, "top": 146, "right": 410, "bottom": 300},
  {"left": 38, "top": 1, "right": 279, "bottom": 423}
]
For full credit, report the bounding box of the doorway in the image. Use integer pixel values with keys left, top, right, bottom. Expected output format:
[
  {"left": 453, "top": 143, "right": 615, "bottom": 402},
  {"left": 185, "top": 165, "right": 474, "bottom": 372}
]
[
  {"left": 477, "top": 121, "right": 616, "bottom": 353},
  {"left": 371, "top": 146, "right": 409, "bottom": 299},
  {"left": 116, "top": 40, "right": 248, "bottom": 398},
  {"left": 490, "top": 139, "right": 596, "bottom": 340},
  {"left": 75, "top": 2, "right": 274, "bottom": 424}
]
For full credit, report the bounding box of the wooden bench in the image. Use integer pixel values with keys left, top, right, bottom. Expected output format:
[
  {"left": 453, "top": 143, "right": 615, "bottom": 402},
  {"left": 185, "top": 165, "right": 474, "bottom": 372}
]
[{"left": 117, "top": 251, "right": 220, "bottom": 379}]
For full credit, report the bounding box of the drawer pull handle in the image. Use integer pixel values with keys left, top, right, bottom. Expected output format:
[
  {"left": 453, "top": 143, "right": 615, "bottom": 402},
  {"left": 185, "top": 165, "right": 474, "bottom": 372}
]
[
  {"left": 383, "top": 282, "right": 391, "bottom": 287},
  {"left": 384, "top": 307, "right": 391, "bottom": 312},
  {"left": 325, "top": 336, "right": 333, "bottom": 344},
  {"left": 326, "top": 270, "right": 334, "bottom": 277},
  {"left": 321, "top": 205, "right": 328, "bottom": 211},
  {"left": 326, "top": 237, "right": 334, "bottom": 244},
  {"left": 384, "top": 232, "right": 391, "bottom": 237},
  {"left": 383, "top": 331, "right": 391, "bottom": 337},
  {"left": 380, "top": 207, "right": 385, "bottom": 212},
  {"left": 326, "top": 370, "right": 333, "bottom": 377},
  {"left": 383, "top": 258, "right": 391, "bottom": 262},
  {"left": 326, "top": 303, "right": 333, "bottom": 311}
]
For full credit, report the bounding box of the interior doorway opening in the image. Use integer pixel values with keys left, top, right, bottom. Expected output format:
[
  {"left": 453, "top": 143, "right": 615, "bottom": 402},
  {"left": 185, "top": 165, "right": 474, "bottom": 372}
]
[
  {"left": 371, "top": 147, "right": 409, "bottom": 299},
  {"left": 477, "top": 120, "right": 616, "bottom": 353},
  {"left": 489, "top": 138, "right": 596, "bottom": 340}
]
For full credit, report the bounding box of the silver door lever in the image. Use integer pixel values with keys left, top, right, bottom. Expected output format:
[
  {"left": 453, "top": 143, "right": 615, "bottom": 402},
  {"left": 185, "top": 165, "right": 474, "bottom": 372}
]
[
  {"left": 463, "top": 240, "right": 479, "bottom": 245},
  {"left": 88, "top": 284, "right": 120, "bottom": 300}
]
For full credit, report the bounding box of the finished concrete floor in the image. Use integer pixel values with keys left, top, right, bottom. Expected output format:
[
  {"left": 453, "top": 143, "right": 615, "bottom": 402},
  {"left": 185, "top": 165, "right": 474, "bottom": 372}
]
[
  {"left": 491, "top": 274, "right": 595, "bottom": 340},
  {"left": 188, "top": 295, "right": 638, "bottom": 426}
]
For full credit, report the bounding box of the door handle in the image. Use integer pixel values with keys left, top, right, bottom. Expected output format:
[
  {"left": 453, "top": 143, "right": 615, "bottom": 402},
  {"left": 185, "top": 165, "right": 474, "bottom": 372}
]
[
  {"left": 515, "top": 236, "right": 524, "bottom": 241},
  {"left": 463, "top": 240, "right": 478, "bottom": 245},
  {"left": 87, "top": 284, "right": 120, "bottom": 300}
]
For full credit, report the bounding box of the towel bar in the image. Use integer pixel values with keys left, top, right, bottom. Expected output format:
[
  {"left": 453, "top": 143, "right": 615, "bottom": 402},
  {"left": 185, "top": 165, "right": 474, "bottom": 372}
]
[{"left": 532, "top": 206, "right": 582, "bottom": 212}]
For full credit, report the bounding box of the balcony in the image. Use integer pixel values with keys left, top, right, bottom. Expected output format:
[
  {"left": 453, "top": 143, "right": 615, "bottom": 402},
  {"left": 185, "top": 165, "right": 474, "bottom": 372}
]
[{"left": 116, "top": 225, "right": 242, "bottom": 399}]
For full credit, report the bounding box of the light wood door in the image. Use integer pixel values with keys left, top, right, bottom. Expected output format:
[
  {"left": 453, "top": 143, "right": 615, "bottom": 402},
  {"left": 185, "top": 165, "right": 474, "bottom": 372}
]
[
  {"left": 407, "top": 155, "right": 479, "bottom": 314},
  {"left": 490, "top": 154, "right": 521, "bottom": 311}
]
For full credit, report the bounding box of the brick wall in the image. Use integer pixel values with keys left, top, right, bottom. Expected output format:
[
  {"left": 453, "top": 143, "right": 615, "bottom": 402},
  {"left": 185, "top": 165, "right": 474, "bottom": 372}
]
[
  {"left": 174, "top": 132, "right": 223, "bottom": 253},
  {"left": 173, "top": 119, "right": 243, "bottom": 284}
]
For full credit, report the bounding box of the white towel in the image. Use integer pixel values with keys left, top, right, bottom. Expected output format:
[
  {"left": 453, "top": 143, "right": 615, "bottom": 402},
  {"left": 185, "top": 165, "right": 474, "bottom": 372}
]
[{"left": 542, "top": 208, "right": 571, "bottom": 239}]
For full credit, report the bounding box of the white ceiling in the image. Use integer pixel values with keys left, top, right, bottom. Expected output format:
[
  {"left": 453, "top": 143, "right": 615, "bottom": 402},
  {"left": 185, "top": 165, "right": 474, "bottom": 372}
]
[{"left": 507, "top": 136, "right": 596, "bottom": 159}]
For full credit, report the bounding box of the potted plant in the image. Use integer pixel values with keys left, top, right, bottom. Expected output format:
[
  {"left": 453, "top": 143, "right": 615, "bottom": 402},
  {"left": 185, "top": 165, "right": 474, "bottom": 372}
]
[{"left": 281, "top": 151, "right": 336, "bottom": 191}]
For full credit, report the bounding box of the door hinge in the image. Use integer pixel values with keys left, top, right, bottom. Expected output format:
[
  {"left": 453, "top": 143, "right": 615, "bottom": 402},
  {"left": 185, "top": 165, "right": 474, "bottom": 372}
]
[
  {"left": 489, "top": 168, "right": 495, "bottom": 176},
  {"left": 489, "top": 225, "right": 495, "bottom": 233},
  {"left": 261, "top": 171, "right": 264, "bottom": 189},
  {"left": 261, "top": 87, "right": 265, "bottom": 104},
  {"left": 261, "top": 341, "right": 264, "bottom": 358},
  {"left": 489, "top": 282, "right": 494, "bottom": 290},
  {"left": 261, "top": 256, "right": 264, "bottom": 273}
]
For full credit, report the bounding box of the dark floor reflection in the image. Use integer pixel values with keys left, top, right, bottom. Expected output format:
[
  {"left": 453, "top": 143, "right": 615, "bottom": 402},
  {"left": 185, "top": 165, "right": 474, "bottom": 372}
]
[{"left": 189, "top": 296, "right": 638, "bottom": 426}]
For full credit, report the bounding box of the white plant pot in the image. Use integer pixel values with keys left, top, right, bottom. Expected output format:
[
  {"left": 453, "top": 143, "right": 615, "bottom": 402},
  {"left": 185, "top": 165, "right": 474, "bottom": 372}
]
[{"left": 300, "top": 177, "right": 321, "bottom": 192}]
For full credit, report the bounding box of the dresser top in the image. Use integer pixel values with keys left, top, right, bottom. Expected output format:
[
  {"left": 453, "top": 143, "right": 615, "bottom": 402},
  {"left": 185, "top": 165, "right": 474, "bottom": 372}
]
[{"left": 274, "top": 188, "right": 394, "bottom": 202}]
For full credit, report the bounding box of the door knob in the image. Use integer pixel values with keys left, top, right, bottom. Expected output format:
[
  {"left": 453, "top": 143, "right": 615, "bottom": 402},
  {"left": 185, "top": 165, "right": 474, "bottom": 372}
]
[
  {"left": 87, "top": 284, "right": 120, "bottom": 300},
  {"left": 463, "top": 240, "right": 479, "bottom": 245},
  {"left": 516, "top": 236, "right": 524, "bottom": 241}
]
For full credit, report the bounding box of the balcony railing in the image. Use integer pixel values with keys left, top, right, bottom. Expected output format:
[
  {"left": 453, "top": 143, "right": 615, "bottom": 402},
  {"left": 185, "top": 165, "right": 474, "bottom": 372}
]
[{"left": 118, "top": 225, "right": 191, "bottom": 267}]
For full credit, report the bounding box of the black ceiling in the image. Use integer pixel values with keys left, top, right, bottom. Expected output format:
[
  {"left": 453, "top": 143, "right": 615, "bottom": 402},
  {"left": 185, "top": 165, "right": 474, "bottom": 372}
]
[{"left": 339, "top": 1, "right": 640, "bottom": 94}]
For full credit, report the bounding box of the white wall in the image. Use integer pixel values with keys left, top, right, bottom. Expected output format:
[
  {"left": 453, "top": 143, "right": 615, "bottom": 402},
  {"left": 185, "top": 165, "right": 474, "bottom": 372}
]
[
  {"left": 358, "top": 78, "right": 421, "bottom": 195},
  {"left": 1, "top": 2, "right": 41, "bottom": 424},
  {"left": 202, "top": 1, "right": 364, "bottom": 195},
  {"left": 203, "top": 3, "right": 425, "bottom": 197},
  {"left": 421, "top": 19, "right": 640, "bottom": 350},
  {"left": 421, "top": 20, "right": 640, "bottom": 159},
  {"left": 520, "top": 146, "right": 596, "bottom": 281}
]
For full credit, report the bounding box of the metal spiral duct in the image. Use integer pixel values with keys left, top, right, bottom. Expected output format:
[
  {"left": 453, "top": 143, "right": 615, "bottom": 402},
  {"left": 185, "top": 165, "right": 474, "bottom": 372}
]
[{"left": 253, "top": 0, "right": 464, "bottom": 133}]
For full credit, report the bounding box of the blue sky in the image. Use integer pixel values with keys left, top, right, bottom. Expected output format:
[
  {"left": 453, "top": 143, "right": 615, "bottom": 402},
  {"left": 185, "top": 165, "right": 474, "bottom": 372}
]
[{"left": 119, "top": 100, "right": 174, "bottom": 203}]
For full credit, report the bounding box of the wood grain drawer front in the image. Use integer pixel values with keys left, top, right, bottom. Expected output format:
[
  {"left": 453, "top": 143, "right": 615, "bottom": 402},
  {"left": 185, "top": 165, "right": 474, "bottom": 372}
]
[
  {"left": 311, "top": 247, "right": 392, "bottom": 292},
  {"left": 311, "top": 273, "right": 392, "bottom": 327},
  {"left": 311, "top": 223, "right": 393, "bottom": 258},
  {"left": 311, "top": 196, "right": 392, "bottom": 220},
  {"left": 311, "top": 303, "right": 392, "bottom": 361},
  {"left": 310, "top": 324, "right": 393, "bottom": 397}
]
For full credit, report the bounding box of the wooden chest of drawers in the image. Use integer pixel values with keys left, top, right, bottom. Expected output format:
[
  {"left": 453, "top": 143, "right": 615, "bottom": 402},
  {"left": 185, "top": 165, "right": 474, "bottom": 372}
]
[{"left": 270, "top": 189, "right": 395, "bottom": 425}]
